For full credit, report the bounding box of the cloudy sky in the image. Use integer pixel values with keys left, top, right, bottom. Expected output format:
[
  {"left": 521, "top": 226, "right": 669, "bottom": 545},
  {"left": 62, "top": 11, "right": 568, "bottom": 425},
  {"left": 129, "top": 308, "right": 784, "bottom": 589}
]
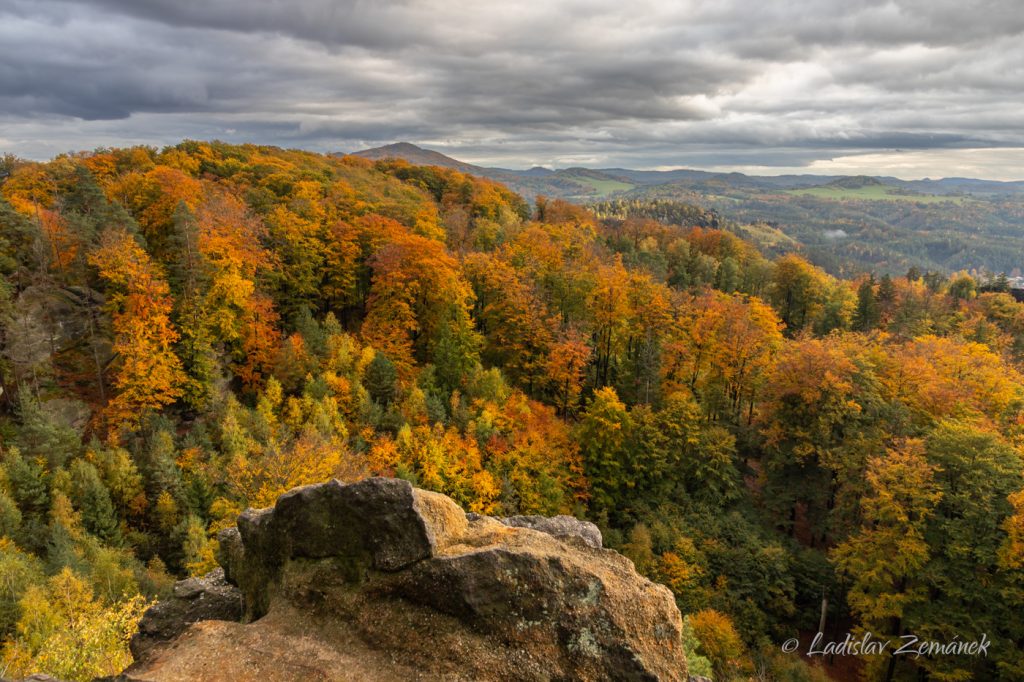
[{"left": 2, "top": 0, "right": 1022, "bottom": 179}]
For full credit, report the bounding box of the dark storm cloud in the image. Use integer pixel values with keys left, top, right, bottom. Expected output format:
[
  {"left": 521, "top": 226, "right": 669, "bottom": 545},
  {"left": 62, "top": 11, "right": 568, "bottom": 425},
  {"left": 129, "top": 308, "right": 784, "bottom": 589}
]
[
  {"left": 47, "top": 0, "right": 430, "bottom": 50},
  {"left": 0, "top": 0, "right": 1021, "bottom": 178}
]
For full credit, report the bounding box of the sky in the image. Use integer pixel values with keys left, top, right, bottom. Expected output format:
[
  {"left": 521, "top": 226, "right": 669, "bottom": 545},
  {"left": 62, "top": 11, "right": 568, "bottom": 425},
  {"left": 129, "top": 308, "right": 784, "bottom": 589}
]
[{"left": 1, "top": 0, "right": 1023, "bottom": 180}]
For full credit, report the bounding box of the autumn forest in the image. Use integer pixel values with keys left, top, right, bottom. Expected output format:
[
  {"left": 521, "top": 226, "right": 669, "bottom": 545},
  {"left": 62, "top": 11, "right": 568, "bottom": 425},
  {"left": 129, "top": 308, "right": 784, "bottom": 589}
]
[{"left": 1, "top": 143, "right": 1023, "bottom": 680}]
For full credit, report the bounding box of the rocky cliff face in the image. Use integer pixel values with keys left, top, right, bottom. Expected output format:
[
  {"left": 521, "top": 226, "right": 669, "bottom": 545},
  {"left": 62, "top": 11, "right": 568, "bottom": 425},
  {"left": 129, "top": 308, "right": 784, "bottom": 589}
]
[{"left": 123, "top": 478, "right": 689, "bottom": 681}]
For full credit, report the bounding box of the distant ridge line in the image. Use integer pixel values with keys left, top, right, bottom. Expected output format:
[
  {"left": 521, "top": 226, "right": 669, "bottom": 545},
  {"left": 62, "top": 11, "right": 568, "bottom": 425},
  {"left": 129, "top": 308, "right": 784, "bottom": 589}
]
[{"left": 344, "top": 142, "right": 1024, "bottom": 201}]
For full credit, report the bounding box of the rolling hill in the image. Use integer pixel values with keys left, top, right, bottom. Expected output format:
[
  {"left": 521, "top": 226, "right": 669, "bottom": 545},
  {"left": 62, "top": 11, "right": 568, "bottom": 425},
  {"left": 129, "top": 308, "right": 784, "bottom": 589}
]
[
  {"left": 347, "top": 143, "right": 1024, "bottom": 200},
  {"left": 347, "top": 143, "right": 1024, "bottom": 276}
]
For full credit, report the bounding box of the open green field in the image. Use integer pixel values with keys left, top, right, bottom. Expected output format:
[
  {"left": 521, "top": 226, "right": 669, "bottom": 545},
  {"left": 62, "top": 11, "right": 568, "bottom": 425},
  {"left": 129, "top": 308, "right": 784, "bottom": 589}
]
[
  {"left": 563, "top": 173, "right": 635, "bottom": 196},
  {"left": 789, "top": 185, "right": 969, "bottom": 204}
]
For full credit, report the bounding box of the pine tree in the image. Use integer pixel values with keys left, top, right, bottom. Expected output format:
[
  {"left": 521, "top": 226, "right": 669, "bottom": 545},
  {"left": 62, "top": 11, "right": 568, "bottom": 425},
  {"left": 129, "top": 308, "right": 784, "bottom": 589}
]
[
  {"left": 363, "top": 353, "right": 398, "bottom": 406},
  {"left": 68, "top": 460, "right": 121, "bottom": 545},
  {"left": 853, "top": 276, "right": 880, "bottom": 331}
]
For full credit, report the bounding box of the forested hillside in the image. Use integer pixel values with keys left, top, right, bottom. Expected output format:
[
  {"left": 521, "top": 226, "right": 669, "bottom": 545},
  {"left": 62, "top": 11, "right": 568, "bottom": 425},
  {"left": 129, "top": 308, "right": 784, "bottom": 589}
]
[
  {"left": 1, "top": 143, "right": 1023, "bottom": 680},
  {"left": 351, "top": 143, "right": 1024, "bottom": 278},
  {"left": 622, "top": 182, "right": 1024, "bottom": 277}
]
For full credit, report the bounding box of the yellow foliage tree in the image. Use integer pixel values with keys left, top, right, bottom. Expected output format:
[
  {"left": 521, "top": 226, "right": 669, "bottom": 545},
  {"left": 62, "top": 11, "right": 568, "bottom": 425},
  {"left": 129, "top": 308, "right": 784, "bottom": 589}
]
[{"left": 0, "top": 568, "right": 148, "bottom": 682}]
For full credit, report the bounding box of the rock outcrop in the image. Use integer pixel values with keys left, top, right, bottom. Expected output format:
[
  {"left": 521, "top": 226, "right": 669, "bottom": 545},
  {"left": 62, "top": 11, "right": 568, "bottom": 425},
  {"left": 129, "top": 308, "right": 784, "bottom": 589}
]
[
  {"left": 123, "top": 478, "right": 689, "bottom": 681},
  {"left": 129, "top": 568, "right": 243, "bottom": 663}
]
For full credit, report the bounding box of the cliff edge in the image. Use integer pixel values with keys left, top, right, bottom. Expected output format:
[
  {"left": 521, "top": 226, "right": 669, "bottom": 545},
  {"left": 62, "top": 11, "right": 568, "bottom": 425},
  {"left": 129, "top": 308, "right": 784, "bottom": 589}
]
[{"left": 122, "top": 478, "right": 689, "bottom": 681}]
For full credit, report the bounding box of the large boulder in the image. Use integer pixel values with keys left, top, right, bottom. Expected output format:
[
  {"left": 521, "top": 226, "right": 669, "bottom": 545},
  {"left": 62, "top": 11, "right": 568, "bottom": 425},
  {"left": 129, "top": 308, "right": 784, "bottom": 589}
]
[
  {"left": 237, "top": 478, "right": 467, "bottom": 570},
  {"left": 125, "top": 478, "right": 688, "bottom": 681}
]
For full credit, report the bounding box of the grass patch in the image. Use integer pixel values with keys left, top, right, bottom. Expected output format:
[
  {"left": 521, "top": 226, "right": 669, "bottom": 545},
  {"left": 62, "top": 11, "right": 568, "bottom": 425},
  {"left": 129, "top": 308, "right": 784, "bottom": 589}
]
[
  {"left": 789, "top": 186, "right": 969, "bottom": 204},
  {"left": 563, "top": 173, "right": 635, "bottom": 196}
]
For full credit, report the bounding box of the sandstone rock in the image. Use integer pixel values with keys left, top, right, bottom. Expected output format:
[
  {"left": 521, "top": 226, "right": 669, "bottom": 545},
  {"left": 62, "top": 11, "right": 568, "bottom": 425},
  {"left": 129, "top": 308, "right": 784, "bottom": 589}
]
[
  {"left": 268, "top": 479, "right": 423, "bottom": 567},
  {"left": 220, "top": 477, "right": 469, "bottom": 620},
  {"left": 126, "top": 477, "right": 688, "bottom": 681},
  {"left": 498, "top": 513, "right": 603, "bottom": 548}
]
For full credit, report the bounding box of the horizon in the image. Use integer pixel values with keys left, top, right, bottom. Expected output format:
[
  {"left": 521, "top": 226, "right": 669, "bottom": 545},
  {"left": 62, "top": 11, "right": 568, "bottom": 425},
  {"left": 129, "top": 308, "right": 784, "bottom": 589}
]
[
  {"left": 3, "top": 1, "right": 1023, "bottom": 181},
  {"left": 348, "top": 142, "right": 1024, "bottom": 182},
  {"left": 9, "top": 139, "right": 1024, "bottom": 184}
]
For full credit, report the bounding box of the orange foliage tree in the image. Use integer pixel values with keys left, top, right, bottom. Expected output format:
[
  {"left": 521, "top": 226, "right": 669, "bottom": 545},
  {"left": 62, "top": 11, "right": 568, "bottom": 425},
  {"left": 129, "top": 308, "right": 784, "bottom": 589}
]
[{"left": 88, "top": 227, "right": 185, "bottom": 433}]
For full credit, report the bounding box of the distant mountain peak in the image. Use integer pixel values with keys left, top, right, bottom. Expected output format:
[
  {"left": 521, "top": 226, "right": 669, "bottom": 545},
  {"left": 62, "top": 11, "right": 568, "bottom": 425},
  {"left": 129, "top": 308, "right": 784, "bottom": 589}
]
[
  {"left": 349, "top": 142, "right": 482, "bottom": 173},
  {"left": 372, "top": 142, "right": 427, "bottom": 153}
]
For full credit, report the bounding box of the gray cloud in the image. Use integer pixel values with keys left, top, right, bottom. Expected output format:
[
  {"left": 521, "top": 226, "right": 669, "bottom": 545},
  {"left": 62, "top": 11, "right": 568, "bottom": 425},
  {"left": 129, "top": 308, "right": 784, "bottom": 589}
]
[{"left": 0, "top": 0, "right": 1022, "bottom": 179}]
